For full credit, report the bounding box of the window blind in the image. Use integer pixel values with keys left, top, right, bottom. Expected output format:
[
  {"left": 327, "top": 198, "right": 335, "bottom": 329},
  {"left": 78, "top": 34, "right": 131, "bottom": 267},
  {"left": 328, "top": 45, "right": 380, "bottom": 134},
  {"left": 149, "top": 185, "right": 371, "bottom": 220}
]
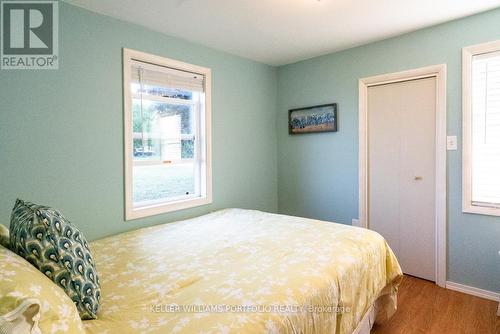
[
  {"left": 131, "top": 60, "right": 205, "bottom": 92},
  {"left": 471, "top": 51, "right": 500, "bottom": 207}
]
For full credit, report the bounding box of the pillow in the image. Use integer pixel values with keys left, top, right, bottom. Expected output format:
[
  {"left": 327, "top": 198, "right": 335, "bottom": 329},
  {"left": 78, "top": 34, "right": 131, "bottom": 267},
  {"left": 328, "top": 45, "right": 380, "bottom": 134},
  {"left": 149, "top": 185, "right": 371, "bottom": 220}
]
[
  {"left": 0, "top": 224, "right": 8, "bottom": 249},
  {"left": 9, "top": 199, "right": 100, "bottom": 320},
  {"left": 0, "top": 245, "right": 84, "bottom": 334}
]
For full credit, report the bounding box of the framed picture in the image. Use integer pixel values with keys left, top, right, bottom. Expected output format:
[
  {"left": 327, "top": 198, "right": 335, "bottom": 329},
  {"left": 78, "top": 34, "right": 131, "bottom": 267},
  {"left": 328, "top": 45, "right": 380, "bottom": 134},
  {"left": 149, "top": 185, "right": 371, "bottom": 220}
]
[{"left": 288, "top": 103, "right": 338, "bottom": 134}]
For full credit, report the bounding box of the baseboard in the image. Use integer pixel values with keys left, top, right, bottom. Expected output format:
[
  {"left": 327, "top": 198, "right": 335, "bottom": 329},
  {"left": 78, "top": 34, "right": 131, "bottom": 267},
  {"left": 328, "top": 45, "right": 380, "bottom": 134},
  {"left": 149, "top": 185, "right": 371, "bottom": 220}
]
[{"left": 446, "top": 281, "right": 500, "bottom": 303}]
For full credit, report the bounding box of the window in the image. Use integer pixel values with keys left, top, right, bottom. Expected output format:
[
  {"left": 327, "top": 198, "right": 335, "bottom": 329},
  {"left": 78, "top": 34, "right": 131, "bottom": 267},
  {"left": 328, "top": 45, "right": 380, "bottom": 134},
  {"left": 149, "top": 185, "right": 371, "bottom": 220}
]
[
  {"left": 463, "top": 41, "right": 500, "bottom": 216},
  {"left": 123, "top": 49, "right": 212, "bottom": 220}
]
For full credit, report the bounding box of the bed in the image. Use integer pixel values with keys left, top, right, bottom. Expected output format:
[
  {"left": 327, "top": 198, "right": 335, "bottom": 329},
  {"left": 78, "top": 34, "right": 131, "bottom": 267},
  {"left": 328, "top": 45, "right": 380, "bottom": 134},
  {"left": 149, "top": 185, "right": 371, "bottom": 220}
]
[{"left": 83, "top": 209, "right": 402, "bottom": 334}]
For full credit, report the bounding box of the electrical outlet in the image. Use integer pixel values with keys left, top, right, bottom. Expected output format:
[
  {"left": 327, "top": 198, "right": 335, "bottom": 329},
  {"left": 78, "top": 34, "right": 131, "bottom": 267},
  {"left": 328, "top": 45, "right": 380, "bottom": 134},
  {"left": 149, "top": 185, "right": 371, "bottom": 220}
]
[
  {"left": 447, "top": 136, "right": 458, "bottom": 150},
  {"left": 352, "top": 218, "right": 359, "bottom": 227}
]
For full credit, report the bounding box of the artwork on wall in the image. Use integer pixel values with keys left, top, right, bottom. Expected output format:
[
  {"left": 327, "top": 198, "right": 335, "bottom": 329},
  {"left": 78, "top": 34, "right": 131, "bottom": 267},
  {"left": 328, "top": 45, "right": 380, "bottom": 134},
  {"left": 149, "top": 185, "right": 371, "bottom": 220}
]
[{"left": 288, "top": 103, "right": 338, "bottom": 134}]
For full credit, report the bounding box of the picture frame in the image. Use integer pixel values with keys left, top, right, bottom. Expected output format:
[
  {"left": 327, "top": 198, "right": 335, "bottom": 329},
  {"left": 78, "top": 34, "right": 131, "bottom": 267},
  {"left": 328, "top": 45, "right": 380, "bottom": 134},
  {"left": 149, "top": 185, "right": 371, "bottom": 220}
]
[{"left": 288, "top": 103, "right": 338, "bottom": 134}]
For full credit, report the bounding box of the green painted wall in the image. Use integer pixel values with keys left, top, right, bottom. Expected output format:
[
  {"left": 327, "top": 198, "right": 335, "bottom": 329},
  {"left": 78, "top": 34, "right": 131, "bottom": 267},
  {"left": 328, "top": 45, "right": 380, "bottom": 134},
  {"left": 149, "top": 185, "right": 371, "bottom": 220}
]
[
  {"left": 0, "top": 3, "right": 278, "bottom": 240},
  {"left": 277, "top": 9, "right": 500, "bottom": 292},
  {"left": 1, "top": 2, "right": 498, "bottom": 294}
]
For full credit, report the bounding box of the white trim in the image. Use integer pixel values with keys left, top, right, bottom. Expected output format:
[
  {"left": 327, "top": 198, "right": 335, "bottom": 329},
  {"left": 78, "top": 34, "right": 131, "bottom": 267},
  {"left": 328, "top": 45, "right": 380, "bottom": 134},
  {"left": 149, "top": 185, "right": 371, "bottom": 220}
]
[
  {"left": 358, "top": 64, "right": 447, "bottom": 287},
  {"left": 462, "top": 40, "right": 500, "bottom": 217},
  {"left": 446, "top": 281, "right": 500, "bottom": 302},
  {"left": 123, "top": 48, "right": 212, "bottom": 220}
]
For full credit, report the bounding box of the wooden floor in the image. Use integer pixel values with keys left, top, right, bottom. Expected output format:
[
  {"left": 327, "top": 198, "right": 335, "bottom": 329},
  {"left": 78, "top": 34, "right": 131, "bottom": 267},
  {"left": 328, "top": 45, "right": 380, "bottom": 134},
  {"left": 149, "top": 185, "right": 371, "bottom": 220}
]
[{"left": 372, "top": 275, "right": 500, "bottom": 334}]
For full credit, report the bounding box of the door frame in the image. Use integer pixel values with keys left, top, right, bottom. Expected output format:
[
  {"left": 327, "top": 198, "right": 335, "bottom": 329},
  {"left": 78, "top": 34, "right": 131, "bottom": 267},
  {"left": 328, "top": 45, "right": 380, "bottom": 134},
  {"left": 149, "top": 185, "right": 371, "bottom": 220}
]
[{"left": 358, "top": 64, "right": 447, "bottom": 287}]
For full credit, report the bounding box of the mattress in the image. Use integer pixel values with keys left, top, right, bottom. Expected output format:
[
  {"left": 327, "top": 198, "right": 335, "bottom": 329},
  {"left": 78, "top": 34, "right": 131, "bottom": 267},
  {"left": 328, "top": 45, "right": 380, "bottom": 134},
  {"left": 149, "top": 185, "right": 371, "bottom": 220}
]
[{"left": 83, "top": 209, "right": 402, "bottom": 334}]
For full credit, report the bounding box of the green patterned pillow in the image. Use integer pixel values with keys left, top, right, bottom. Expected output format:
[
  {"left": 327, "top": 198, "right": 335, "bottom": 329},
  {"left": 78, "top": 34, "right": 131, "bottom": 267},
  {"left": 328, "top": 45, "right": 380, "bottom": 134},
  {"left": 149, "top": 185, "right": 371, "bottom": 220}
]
[
  {"left": 0, "top": 224, "right": 8, "bottom": 248},
  {"left": 9, "top": 199, "right": 100, "bottom": 320}
]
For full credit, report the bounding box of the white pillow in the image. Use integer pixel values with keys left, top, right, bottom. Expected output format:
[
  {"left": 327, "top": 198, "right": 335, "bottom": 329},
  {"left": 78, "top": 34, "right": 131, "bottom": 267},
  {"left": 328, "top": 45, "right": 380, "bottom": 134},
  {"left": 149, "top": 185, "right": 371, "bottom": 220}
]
[{"left": 0, "top": 298, "right": 41, "bottom": 334}]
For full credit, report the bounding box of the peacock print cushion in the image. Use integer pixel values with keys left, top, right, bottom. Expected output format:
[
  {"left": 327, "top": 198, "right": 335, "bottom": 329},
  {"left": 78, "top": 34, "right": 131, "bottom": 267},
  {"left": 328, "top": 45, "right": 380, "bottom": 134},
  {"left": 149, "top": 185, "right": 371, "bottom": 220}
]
[{"left": 9, "top": 199, "right": 100, "bottom": 320}]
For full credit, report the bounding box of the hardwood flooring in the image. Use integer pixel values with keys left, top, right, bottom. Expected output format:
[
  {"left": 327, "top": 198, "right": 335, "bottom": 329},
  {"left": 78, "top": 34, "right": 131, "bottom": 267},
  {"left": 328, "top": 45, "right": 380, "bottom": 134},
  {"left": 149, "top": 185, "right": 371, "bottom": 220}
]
[{"left": 371, "top": 275, "right": 500, "bottom": 334}]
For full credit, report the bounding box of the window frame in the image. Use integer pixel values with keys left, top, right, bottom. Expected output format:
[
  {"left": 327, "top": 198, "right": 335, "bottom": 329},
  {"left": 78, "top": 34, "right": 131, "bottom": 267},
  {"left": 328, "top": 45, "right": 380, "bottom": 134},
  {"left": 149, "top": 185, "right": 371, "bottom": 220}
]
[
  {"left": 462, "top": 40, "right": 500, "bottom": 216},
  {"left": 123, "top": 48, "right": 212, "bottom": 220}
]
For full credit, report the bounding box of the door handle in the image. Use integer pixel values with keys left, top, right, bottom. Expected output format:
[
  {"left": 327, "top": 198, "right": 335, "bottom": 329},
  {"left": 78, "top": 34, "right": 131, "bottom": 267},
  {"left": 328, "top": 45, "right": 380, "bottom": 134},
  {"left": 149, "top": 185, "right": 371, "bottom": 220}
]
[{"left": 414, "top": 176, "right": 423, "bottom": 181}]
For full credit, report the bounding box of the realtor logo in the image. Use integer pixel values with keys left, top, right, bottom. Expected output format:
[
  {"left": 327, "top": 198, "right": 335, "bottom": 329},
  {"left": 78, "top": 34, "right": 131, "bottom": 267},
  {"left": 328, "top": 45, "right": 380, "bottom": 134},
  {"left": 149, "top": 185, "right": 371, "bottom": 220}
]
[{"left": 1, "top": 0, "right": 58, "bottom": 69}]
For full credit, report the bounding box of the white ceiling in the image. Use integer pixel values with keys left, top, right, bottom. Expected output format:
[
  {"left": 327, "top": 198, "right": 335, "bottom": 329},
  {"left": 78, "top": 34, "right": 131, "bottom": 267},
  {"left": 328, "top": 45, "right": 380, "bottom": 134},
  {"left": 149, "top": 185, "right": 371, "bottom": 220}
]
[{"left": 65, "top": 0, "right": 500, "bottom": 66}]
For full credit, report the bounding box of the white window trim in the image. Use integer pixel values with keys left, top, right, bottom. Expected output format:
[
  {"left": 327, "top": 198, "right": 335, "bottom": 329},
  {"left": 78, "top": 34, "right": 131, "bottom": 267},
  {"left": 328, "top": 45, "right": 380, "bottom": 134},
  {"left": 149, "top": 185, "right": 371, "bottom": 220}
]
[
  {"left": 462, "top": 40, "right": 500, "bottom": 217},
  {"left": 123, "top": 48, "right": 212, "bottom": 220}
]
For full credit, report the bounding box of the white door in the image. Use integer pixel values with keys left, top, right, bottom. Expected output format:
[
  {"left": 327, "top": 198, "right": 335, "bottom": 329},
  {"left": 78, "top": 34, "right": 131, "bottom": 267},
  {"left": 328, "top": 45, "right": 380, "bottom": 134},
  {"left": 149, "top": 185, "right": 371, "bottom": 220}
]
[{"left": 367, "top": 77, "right": 436, "bottom": 281}]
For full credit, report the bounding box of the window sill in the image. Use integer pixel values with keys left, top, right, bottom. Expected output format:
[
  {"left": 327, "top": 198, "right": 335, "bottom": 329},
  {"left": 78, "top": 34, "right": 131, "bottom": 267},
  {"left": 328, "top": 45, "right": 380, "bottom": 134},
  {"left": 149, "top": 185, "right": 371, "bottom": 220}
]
[
  {"left": 463, "top": 204, "right": 500, "bottom": 217},
  {"left": 126, "top": 196, "right": 212, "bottom": 220}
]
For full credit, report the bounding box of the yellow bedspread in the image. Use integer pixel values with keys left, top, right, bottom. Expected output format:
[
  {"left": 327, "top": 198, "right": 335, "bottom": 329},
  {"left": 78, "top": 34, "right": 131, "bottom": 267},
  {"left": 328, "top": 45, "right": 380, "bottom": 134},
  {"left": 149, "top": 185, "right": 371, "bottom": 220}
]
[{"left": 84, "top": 209, "right": 402, "bottom": 334}]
